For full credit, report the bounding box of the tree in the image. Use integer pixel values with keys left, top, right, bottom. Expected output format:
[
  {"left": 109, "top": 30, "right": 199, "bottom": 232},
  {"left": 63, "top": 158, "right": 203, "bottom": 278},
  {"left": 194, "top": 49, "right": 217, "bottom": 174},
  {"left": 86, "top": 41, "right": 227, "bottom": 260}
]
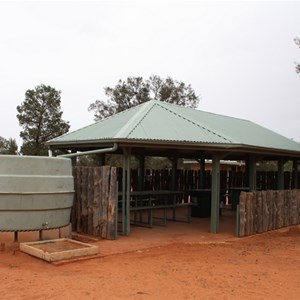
[
  {"left": 0, "top": 137, "right": 18, "bottom": 155},
  {"left": 17, "top": 84, "right": 70, "bottom": 156},
  {"left": 294, "top": 37, "right": 300, "bottom": 74},
  {"left": 88, "top": 75, "right": 200, "bottom": 120}
]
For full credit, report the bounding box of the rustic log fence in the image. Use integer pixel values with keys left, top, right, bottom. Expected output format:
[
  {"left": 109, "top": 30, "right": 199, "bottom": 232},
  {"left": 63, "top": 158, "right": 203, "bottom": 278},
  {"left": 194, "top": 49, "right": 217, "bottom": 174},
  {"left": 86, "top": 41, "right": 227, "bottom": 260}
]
[
  {"left": 128, "top": 169, "right": 299, "bottom": 192},
  {"left": 237, "top": 190, "right": 300, "bottom": 237},
  {"left": 70, "top": 166, "right": 299, "bottom": 239},
  {"left": 72, "top": 166, "right": 117, "bottom": 240}
]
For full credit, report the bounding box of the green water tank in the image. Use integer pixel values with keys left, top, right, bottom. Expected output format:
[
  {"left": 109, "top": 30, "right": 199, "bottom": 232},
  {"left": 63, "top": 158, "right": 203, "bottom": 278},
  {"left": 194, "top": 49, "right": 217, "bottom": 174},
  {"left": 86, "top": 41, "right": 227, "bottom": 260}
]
[{"left": 0, "top": 155, "right": 74, "bottom": 231}]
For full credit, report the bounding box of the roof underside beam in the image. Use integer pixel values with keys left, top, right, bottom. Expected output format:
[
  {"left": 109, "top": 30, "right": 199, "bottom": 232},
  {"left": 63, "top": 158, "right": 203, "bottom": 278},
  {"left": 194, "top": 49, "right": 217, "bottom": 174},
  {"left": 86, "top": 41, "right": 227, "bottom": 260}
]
[{"left": 49, "top": 142, "right": 300, "bottom": 161}]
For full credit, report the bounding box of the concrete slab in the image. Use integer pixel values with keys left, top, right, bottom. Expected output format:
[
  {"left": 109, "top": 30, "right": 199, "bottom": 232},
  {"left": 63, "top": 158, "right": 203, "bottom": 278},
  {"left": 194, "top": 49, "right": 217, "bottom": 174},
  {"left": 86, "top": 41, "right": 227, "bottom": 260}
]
[
  {"left": 18, "top": 231, "right": 40, "bottom": 243},
  {"left": 0, "top": 231, "right": 15, "bottom": 243},
  {"left": 20, "top": 238, "right": 99, "bottom": 262},
  {"left": 41, "top": 228, "right": 60, "bottom": 240},
  {"left": 59, "top": 223, "right": 72, "bottom": 238}
]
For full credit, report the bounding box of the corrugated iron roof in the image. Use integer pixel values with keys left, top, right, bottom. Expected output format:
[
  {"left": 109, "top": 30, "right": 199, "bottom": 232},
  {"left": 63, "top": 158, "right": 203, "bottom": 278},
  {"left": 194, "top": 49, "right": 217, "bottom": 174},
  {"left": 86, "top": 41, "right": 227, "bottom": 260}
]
[{"left": 47, "top": 100, "right": 300, "bottom": 154}]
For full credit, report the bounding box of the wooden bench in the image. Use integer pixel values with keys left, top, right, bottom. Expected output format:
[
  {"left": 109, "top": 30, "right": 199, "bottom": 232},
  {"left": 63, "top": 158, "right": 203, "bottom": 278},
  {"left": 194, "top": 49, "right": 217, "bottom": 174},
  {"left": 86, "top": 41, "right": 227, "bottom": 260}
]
[
  {"left": 130, "top": 202, "right": 193, "bottom": 228},
  {"left": 118, "top": 190, "right": 192, "bottom": 228}
]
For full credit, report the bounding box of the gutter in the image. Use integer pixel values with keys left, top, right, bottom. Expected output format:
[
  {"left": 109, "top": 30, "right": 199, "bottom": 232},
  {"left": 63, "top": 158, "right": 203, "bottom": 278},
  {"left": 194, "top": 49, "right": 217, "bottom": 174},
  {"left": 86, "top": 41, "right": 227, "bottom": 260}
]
[{"left": 51, "top": 143, "right": 118, "bottom": 158}]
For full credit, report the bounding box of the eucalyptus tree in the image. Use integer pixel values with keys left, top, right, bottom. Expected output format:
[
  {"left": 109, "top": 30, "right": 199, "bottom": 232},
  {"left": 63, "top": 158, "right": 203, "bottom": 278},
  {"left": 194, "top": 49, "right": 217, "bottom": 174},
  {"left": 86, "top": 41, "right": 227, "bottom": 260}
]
[
  {"left": 0, "top": 137, "right": 18, "bottom": 155},
  {"left": 17, "top": 84, "right": 70, "bottom": 155},
  {"left": 88, "top": 75, "right": 200, "bottom": 120}
]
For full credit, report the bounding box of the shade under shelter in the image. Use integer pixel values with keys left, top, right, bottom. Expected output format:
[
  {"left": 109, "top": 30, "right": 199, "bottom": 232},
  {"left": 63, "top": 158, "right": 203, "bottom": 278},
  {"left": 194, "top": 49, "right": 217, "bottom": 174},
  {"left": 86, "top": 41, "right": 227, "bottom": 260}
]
[{"left": 46, "top": 100, "right": 300, "bottom": 234}]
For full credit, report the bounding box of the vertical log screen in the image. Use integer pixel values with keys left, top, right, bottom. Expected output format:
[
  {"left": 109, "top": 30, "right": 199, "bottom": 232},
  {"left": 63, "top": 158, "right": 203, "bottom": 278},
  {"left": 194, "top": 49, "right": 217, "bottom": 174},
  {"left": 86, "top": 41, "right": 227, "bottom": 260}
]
[
  {"left": 128, "top": 169, "right": 298, "bottom": 192},
  {"left": 72, "top": 166, "right": 117, "bottom": 240},
  {"left": 238, "top": 190, "right": 300, "bottom": 237},
  {"left": 71, "top": 166, "right": 299, "bottom": 239}
]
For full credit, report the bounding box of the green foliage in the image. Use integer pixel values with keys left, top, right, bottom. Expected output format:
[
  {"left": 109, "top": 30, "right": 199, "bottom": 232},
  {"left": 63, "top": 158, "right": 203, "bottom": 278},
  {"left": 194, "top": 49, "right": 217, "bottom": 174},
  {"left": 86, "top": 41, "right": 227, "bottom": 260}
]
[
  {"left": 145, "top": 157, "right": 172, "bottom": 169},
  {"left": 17, "top": 84, "right": 70, "bottom": 156},
  {"left": 284, "top": 161, "right": 293, "bottom": 172},
  {"left": 257, "top": 160, "right": 293, "bottom": 172},
  {"left": 0, "top": 137, "right": 18, "bottom": 155},
  {"left": 76, "top": 155, "right": 101, "bottom": 167},
  {"left": 75, "top": 154, "right": 171, "bottom": 169},
  {"left": 257, "top": 161, "right": 277, "bottom": 172},
  {"left": 88, "top": 75, "right": 200, "bottom": 120},
  {"left": 294, "top": 37, "right": 300, "bottom": 74}
]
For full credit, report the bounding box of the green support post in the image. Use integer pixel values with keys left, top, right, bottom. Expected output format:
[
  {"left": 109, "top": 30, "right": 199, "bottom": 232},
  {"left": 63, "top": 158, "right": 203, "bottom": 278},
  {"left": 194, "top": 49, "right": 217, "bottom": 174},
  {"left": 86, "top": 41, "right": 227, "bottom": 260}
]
[
  {"left": 125, "top": 148, "right": 131, "bottom": 236},
  {"left": 122, "top": 153, "right": 127, "bottom": 235},
  {"left": 122, "top": 148, "right": 131, "bottom": 236},
  {"left": 172, "top": 157, "right": 178, "bottom": 220},
  {"left": 277, "top": 158, "right": 284, "bottom": 190},
  {"left": 248, "top": 155, "right": 257, "bottom": 191},
  {"left": 211, "top": 153, "right": 220, "bottom": 234}
]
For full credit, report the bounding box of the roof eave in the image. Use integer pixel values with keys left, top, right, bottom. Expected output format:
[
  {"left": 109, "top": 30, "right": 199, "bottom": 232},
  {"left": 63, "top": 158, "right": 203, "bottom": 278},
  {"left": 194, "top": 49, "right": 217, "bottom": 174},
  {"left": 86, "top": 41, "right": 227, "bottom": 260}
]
[{"left": 47, "top": 138, "right": 300, "bottom": 158}]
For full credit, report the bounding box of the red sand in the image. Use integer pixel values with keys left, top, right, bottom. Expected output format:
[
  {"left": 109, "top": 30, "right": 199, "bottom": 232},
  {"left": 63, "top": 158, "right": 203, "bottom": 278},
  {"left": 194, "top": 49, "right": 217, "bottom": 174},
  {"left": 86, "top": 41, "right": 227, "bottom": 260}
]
[{"left": 1, "top": 209, "right": 299, "bottom": 299}]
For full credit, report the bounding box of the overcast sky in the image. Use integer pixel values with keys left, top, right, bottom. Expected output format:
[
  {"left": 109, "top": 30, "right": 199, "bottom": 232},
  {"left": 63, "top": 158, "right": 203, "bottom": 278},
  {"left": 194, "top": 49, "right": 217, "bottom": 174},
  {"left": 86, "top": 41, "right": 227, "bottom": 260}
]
[{"left": 1, "top": 0, "right": 300, "bottom": 147}]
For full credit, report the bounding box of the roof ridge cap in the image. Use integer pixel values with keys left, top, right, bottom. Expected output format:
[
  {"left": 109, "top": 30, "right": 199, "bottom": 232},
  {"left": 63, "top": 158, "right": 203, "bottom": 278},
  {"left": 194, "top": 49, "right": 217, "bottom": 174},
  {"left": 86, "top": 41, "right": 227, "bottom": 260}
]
[
  {"left": 114, "top": 101, "right": 154, "bottom": 138},
  {"left": 47, "top": 103, "right": 142, "bottom": 143},
  {"left": 157, "top": 101, "right": 234, "bottom": 143}
]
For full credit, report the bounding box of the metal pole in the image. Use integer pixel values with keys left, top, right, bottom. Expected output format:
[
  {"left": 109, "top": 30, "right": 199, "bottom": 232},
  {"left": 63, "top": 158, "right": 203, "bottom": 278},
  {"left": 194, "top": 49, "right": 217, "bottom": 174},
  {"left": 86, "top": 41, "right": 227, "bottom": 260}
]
[
  {"left": 125, "top": 148, "right": 131, "bottom": 236},
  {"left": 58, "top": 143, "right": 118, "bottom": 158},
  {"left": 211, "top": 153, "right": 220, "bottom": 234},
  {"left": 277, "top": 158, "right": 284, "bottom": 190},
  {"left": 122, "top": 152, "right": 127, "bottom": 235}
]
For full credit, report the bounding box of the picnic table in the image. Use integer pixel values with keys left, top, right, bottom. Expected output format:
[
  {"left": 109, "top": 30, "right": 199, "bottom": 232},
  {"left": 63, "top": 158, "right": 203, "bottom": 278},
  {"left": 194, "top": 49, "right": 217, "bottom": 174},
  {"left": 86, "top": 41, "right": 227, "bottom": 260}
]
[{"left": 119, "top": 190, "right": 192, "bottom": 227}]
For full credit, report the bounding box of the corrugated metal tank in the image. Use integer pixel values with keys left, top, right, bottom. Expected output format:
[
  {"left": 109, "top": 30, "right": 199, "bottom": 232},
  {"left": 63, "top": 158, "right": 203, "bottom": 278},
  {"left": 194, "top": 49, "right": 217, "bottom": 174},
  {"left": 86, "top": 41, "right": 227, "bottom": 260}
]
[{"left": 0, "top": 155, "right": 74, "bottom": 231}]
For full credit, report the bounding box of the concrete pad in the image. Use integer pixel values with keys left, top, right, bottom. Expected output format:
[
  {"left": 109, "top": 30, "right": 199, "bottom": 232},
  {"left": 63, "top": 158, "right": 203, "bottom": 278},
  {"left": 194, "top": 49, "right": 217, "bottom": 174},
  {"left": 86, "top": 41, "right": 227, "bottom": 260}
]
[
  {"left": 20, "top": 238, "right": 99, "bottom": 262},
  {"left": 59, "top": 223, "right": 72, "bottom": 238},
  {"left": 0, "top": 231, "right": 15, "bottom": 243},
  {"left": 17, "top": 231, "right": 40, "bottom": 243},
  {"left": 41, "top": 228, "right": 60, "bottom": 240}
]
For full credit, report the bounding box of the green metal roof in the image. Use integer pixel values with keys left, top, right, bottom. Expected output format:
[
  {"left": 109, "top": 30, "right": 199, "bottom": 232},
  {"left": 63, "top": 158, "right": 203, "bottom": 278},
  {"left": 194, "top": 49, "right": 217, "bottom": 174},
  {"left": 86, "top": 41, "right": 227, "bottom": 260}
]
[{"left": 47, "top": 100, "right": 300, "bottom": 155}]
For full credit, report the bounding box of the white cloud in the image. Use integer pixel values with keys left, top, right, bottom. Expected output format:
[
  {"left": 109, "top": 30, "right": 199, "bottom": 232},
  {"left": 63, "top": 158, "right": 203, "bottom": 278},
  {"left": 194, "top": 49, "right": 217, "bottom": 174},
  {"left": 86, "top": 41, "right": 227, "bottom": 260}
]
[{"left": 0, "top": 1, "right": 300, "bottom": 147}]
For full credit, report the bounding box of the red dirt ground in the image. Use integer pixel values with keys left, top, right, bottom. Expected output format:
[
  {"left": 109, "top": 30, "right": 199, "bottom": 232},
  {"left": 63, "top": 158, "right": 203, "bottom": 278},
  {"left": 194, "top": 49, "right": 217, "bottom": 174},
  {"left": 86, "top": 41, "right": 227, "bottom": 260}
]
[{"left": 0, "top": 209, "right": 299, "bottom": 299}]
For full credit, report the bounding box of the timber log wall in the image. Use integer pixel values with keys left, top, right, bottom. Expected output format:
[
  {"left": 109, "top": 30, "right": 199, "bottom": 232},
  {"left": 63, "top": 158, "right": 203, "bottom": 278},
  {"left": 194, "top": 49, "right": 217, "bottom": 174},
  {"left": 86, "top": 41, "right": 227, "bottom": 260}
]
[
  {"left": 72, "top": 166, "right": 117, "bottom": 240},
  {"left": 237, "top": 190, "right": 300, "bottom": 237}
]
